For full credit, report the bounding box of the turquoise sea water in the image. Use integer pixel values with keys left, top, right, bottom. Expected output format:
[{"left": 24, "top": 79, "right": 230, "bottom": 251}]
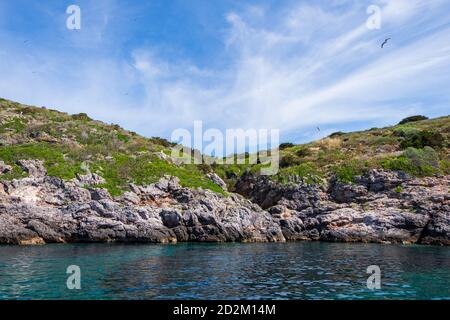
[{"left": 0, "top": 242, "right": 449, "bottom": 300}]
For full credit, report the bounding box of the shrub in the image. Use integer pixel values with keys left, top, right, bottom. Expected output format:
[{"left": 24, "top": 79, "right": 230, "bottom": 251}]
[
  {"left": 399, "top": 130, "right": 444, "bottom": 149},
  {"left": 381, "top": 147, "right": 441, "bottom": 176},
  {"left": 333, "top": 160, "right": 367, "bottom": 184},
  {"left": 71, "top": 113, "right": 92, "bottom": 121},
  {"left": 151, "top": 137, "right": 176, "bottom": 148},
  {"left": 0, "top": 118, "right": 26, "bottom": 133},
  {"left": 318, "top": 137, "right": 342, "bottom": 150},
  {"left": 279, "top": 142, "right": 295, "bottom": 150},
  {"left": 280, "top": 154, "right": 301, "bottom": 168},
  {"left": 393, "top": 126, "right": 421, "bottom": 137},
  {"left": 371, "top": 135, "right": 398, "bottom": 146},
  {"left": 398, "top": 115, "right": 428, "bottom": 125},
  {"left": 116, "top": 133, "right": 130, "bottom": 143},
  {"left": 295, "top": 147, "right": 312, "bottom": 158},
  {"left": 329, "top": 131, "right": 345, "bottom": 138},
  {"left": 405, "top": 146, "right": 440, "bottom": 169},
  {"left": 20, "top": 106, "right": 41, "bottom": 115},
  {"left": 276, "top": 163, "right": 322, "bottom": 185},
  {"left": 440, "top": 159, "right": 450, "bottom": 175}
]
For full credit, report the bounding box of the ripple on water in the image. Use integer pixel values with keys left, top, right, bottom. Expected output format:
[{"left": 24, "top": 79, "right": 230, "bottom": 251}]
[{"left": 0, "top": 242, "right": 449, "bottom": 300}]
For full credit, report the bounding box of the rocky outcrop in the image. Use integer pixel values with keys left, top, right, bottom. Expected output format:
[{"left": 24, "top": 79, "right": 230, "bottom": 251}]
[
  {"left": 207, "top": 172, "right": 228, "bottom": 191},
  {"left": 235, "top": 170, "right": 450, "bottom": 245},
  {"left": 17, "top": 160, "right": 47, "bottom": 177},
  {"left": 0, "top": 172, "right": 284, "bottom": 244},
  {"left": 0, "top": 161, "right": 12, "bottom": 175},
  {"left": 0, "top": 162, "right": 448, "bottom": 245}
]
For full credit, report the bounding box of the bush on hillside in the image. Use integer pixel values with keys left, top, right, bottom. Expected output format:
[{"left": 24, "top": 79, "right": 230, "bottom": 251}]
[
  {"left": 295, "top": 147, "right": 313, "bottom": 157},
  {"left": 150, "top": 137, "right": 176, "bottom": 148},
  {"left": 279, "top": 142, "right": 295, "bottom": 150},
  {"left": 398, "top": 115, "right": 428, "bottom": 125},
  {"left": 71, "top": 113, "right": 92, "bottom": 121},
  {"left": 280, "top": 154, "right": 301, "bottom": 168},
  {"left": 329, "top": 131, "right": 345, "bottom": 138},
  {"left": 333, "top": 160, "right": 368, "bottom": 184},
  {"left": 398, "top": 129, "right": 444, "bottom": 149},
  {"left": 381, "top": 146, "right": 441, "bottom": 176}
]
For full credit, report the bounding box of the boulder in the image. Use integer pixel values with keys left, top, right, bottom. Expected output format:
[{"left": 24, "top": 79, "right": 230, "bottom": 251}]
[
  {"left": 207, "top": 172, "right": 228, "bottom": 191},
  {"left": 74, "top": 173, "right": 106, "bottom": 187},
  {"left": 0, "top": 161, "right": 12, "bottom": 175},
  {"left": 17, "top": 159, "right": 47, "bottom": 177}
]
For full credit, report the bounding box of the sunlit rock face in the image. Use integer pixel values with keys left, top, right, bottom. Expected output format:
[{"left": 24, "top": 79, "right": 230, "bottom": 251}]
[
  {"left": 1, "top": 167, "right": 449, "bottom": 246},
  {"left": 234, "top": 170, "right": 450, "bottom": 245},
  {"left": 0, "top": 174, "right": 285, "bottom": 244}
]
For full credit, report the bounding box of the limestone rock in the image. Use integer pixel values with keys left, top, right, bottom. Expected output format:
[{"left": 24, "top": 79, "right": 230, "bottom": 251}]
[
  {"left": 17, "top": 159, "right": 47, "bottom": 177},
  {"left": 0, "top": 161, "right": 12, "bottom": 175},
  {"left": 207, "top": 172, "right": 228, "bottom": 191},
  {"left": 1, "top": 158, "right": 448, "bottom": 246}
]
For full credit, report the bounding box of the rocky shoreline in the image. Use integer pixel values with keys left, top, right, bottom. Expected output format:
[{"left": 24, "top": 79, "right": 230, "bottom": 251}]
[{"left": 0, "top": 160, "right": 449, "bottom": 245}]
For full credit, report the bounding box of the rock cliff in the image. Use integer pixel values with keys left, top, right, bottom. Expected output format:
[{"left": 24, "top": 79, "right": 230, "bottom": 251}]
[{"left": 0, "top": 159, "right": 448, "bottom": 245}]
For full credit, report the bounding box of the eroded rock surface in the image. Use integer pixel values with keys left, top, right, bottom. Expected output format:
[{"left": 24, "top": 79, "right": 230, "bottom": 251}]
[
  {"left": 1, "top": 164, "right": 448, "bottom": 245},
  {"left": 235, "top": 170, "right": 450, "bottom": 245},
  {"left": 0, "top": 173, "right": 284, "bottom": 244}
]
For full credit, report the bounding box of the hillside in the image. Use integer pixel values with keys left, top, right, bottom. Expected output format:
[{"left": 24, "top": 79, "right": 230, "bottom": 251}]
[
  {"left": 0, "top": 98, "right": 449, "bottom": 246},
  {"left": 215, "top": 115, "right": 450, "bottom": 190},
  {"left": 1, "top": 98, "right": 449, "bottom": 194},
  {"left": 0, "top": 98, "right": 224, "bottom": 195}
]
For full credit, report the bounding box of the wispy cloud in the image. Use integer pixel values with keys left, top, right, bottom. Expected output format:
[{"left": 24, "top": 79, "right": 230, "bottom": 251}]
[{"left": 0, "top": 0, "right": 449, "bottom": 149}]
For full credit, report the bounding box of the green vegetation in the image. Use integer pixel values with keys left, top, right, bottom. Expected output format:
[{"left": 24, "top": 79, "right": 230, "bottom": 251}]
[
  {"left": 275, "top": 162, "right": 323, "bottom": 185},
  {"left": 0, "top": 99, "right": 224, "bottom": 196},
  {"left": 0, "top": 118, "right": 26, "bottom": 134},
  {"left": 279, "top": 142, "right": 295, "bottom": 150},
  {"left": 333, "top": 159, "right": 371, "bottom": 184},
  {"left": 1, "top": 98, "right": 449, "bottom": 192},
  {"left": 381, "top": 147, "right": 441, "bottom": 177},
  {"left": 0, "top": 143, "right": 83, "bottom": 180},
  {"left": 220, "top": 115, "right": 449, "bottom": 186},
  {"left": 394, "top": 126, "right": 444, "bottom": 149},
  {"left": 398, "top": 115, "right": 429, "bottom": 125},
  {"left": 441, "top": 159, "right": 450, "bottom": 175},
  {"left": 71, "top": 113, "right": 92, "bottom": 121},
  {"left": 280, "top": 154, "right": 302, "bottom": 168},
  {"left": 92, "top": 155, "right": 224, "bottom": 196},
  {"left": 329, "top": 131, "right": 346, "bottom": 138}
]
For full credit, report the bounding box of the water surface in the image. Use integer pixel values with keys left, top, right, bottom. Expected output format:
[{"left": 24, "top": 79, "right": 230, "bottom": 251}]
[{"left": 0, "top": 242, "right": 449, "bottom": 299}]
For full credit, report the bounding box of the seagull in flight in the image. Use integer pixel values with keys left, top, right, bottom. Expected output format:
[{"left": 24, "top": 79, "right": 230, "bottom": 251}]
[{"left": 381, "top": 38, "right": 391, "bottom": 48}]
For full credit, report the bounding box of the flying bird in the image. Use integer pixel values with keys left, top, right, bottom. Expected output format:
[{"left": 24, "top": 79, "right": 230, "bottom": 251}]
[
  {"left": 381, "top": 38, "right": 391, "bottom": 48},
  {"left": 317, "top": 127, "right": 321, "bottom": 132}
]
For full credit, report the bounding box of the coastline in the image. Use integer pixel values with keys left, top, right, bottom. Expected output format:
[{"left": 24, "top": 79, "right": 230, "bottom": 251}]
[{"left": 1, "top": 160, "right": 449, "bottom": 246}]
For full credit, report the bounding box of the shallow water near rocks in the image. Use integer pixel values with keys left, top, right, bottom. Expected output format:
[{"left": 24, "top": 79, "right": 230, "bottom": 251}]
[{"left": 0, "top": 242, "right": 449, "bottom": 300}]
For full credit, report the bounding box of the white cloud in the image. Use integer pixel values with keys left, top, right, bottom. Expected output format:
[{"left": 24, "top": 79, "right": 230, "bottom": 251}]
[
  {"left": 0, "top": 0, "right": 449, "bottom": 152},
  {"left": 127, "top": 0, "right": 450, "bottom": 136}
]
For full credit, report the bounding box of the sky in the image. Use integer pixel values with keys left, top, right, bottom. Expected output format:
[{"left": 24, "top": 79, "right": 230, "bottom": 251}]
[{"left": 0, "top": 0, "right": 449, "bottom": 155}]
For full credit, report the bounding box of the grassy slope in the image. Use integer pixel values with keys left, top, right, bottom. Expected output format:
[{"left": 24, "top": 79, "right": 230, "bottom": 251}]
[
  {"left": 1, "top": 97, "right": 449, "bottom": 195},
  {"left": 214, "top": 116, "right": 450, "bottom": 188},
  {"left": 0, "top": 98, "right": 224, "bottom": 195}
]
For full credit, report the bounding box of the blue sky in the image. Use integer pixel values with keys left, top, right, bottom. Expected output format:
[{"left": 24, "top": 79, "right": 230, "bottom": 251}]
[{"left": 0, "top": 0, "right": 449, "bottom": 153}]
